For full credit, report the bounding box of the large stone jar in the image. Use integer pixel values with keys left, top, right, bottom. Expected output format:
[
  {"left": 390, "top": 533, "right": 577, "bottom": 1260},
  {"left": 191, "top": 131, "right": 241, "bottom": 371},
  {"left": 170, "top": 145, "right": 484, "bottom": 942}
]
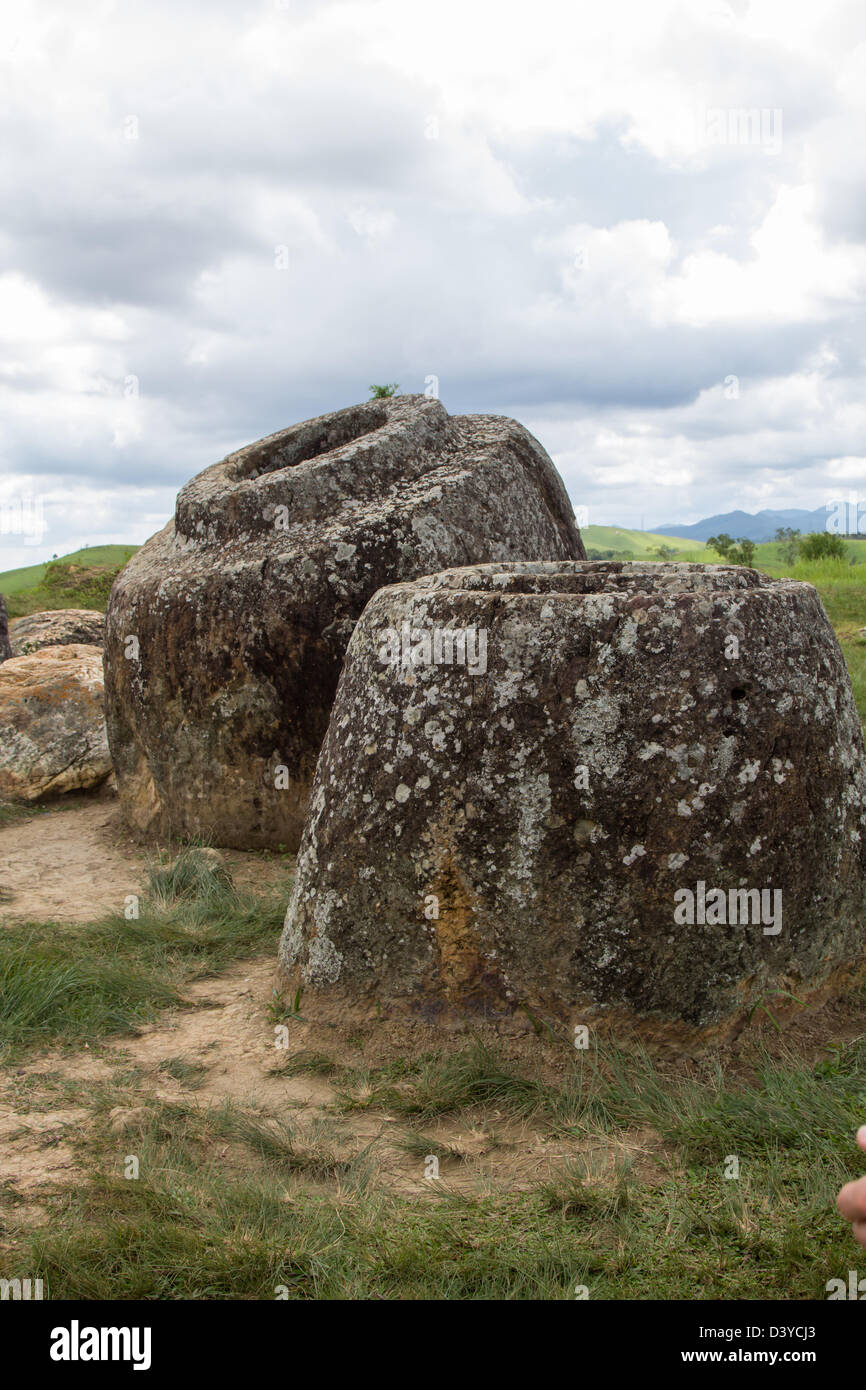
[
  {"left": 279, "top": 561, "right": 866, "bottom": 1042},
  {"left": 104, "top": 397, "right": 584, "bottom": 849}
]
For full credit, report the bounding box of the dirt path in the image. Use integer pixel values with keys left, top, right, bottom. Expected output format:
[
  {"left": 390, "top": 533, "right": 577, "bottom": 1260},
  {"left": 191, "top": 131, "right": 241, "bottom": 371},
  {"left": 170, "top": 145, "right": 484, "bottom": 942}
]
[
  {"left": 0, "top": 798, "right": 146, "bottom": 923},
  {"left": 0, "top": 792, "right": 292, "bottom": 924},
  {"left": 4, "top": 953, "right": 664, "bottom": 1203}
]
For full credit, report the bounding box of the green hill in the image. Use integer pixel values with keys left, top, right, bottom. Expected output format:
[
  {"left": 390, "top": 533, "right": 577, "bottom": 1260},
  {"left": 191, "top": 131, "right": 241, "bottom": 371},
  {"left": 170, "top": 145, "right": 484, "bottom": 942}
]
[
  {"left": 0, "top": 545, "right": 139, "bottom": 618},
  {"left": 0, "top": 545, "right": 139, "bottom": 597},
  {"left": 581, "top": 526, "right": 708, "bottom": 561}
]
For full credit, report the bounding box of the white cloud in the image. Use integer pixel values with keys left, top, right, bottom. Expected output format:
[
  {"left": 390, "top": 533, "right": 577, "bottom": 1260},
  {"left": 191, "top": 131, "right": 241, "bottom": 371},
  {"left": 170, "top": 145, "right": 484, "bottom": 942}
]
[
  {"left": 669, "top": 184, "right": 866, "bottom": 323},
  {"left": 2, "top": 0, "right": 866, "bottom": 567}
]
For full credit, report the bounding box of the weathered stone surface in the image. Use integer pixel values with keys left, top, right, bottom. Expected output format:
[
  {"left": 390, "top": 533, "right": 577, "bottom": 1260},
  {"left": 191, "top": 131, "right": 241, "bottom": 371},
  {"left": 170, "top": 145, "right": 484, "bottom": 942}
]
[
  {"left": 10, "top": 608, "right": 105, "bottom": 657},
  {"left": 279, "top": 561, "right": 866, "bottom": 1043},
  {"left": 104, "top": 395, "right": 585, "bottom": 850},
  {"left": 0, "top": 596, "right": 10, "bottom": 664},
  {"left": 0, "top": 645, "right": 111, "bottom": 800}
]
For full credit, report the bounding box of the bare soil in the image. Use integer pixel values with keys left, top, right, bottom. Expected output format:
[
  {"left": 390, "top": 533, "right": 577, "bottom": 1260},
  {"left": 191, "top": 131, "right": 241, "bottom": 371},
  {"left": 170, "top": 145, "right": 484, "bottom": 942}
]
[
  {"left": 1, "top": 950, "right": 669, "bottom": 1208},
  {"left": 0, "top": 790, "right": 290, "bottom": 924}
]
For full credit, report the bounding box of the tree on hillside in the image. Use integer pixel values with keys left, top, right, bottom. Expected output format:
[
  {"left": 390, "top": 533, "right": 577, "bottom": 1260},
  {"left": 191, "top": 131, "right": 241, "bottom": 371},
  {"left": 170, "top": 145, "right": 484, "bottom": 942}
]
[
  {"left": 654, "top": 544, "right": 677, "bottom": 560},
  {"left": 706, "top": 533, "right": 735, "bottom": 559},
  {"left": 369, "top": 383, "right": 400, "bottom": 398},
  {"left": 733, "top": 538, "right": 757, "bottom": 568},
  {"left": 706, "top": 533, "right": 756, "bottom": 567},
  {"left": 799, "top": 531, "right": 846, "bottom": 560},
  {"left": 774, "top": 526, "right": 801, "bottom": 565}
]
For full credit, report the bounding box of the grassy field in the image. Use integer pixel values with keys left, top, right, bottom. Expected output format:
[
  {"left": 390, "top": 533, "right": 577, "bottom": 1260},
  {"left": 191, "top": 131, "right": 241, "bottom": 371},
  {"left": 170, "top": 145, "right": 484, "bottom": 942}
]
[
  {"left": 0, "top": 545, "right": 139, "bottom": 619},
  {"left": 0, "top": 544, "right": 138, "bottom": 597},
  {"left": 0, "top": 852, "right": 284, "bottom": 1056},
  {"left": 583, "top": 525, "right": 866, "bottom": 568},
  {"left": 582, "top": 525, "right": 708, "bottom": 561},
  {"left": 12, "top": 1049, "right": 863, "bottom": 1300},
  {"left": 0, "top": 849, "right": 863, "bottom": 1300}
]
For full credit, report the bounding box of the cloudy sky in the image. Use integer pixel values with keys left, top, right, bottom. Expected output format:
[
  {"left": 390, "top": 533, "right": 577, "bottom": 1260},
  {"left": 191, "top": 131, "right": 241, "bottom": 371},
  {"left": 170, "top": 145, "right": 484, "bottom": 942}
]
[{"left": 2, "top": 0, "right": 866, "bottom": 568}]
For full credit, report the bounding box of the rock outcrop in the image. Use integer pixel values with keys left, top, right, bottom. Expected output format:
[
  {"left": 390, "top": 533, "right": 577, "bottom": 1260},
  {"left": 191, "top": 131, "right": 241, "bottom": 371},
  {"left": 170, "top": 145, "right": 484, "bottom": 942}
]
[
  {"left": 10, "top": 608, "right": 105, "bottom": 657},
  {"left": 279, "top": 561, "right": 866, "bottom": 1043},
  {"left": 104, "top": 395, "right": 585, "bottom": 849},
  {"left": 0, "top": 645, "right": 111, "bottom": 800},
  {"left": 0, "top": 596, "right": 10, "bottom": 664}
]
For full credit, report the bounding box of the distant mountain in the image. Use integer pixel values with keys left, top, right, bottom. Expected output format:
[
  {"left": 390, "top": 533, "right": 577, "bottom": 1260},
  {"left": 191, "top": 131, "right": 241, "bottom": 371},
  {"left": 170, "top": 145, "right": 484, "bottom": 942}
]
[{"left": 652, "top": 508, "right": 829, "bottom": 543}]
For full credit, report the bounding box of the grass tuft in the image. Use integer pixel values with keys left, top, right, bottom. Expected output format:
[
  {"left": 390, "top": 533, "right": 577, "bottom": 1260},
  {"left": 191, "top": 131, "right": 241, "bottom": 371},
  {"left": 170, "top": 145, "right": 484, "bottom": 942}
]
[{"left": 0, "top": 848, "right": 287, "bottom": 1057}]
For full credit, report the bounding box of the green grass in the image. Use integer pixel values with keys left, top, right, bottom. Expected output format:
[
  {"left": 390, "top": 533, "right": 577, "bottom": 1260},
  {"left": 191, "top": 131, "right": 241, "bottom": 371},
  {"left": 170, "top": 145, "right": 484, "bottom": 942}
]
[
  {"left": 582, "top": 527, "right": 866, "bottom": 572},
  {"left": 17, "top": 1172, "right": 848, "bottom": 1300},
  {"left": 553, "top": 1042, "right": 866, "bottom": 1165},
  {"left": 8, "top": 1037, "right": 866, "bottom": 1300},
  {"left": 333, "top": 1037, "right": 866, "bottom": 1166},
  {"left": 274, "top": 1050, "right": 341, "bottom": 1078},
  {"left": 0, "top": 795, "right": 108, "bottom": 830},
  {"left": 0, "top": 849, "right": 287, "bottom": 1057},
  {"left": 395, "top": 1132, "right": 468, "bottom": 1162},
  {"left": 1, "top": 856, "right": 864, "bottom": 1300},
  {"left": 0, "top": 801, "right": 49, "bottom": 829},
  {"left": 336, "top": 1041, "right": 546, "bottom": 1118},
  {"left": 758, "top": 555, "right": 866, "bottom": 623},
  {"left": 157, "top": 1057, "right": 209, "bottom": 1088},
  {"left": 0, "top": 939, "right": 180, "bottom": 1051},
  {"left": 755, "top": 539, "right": 866, "bottom": 574}
]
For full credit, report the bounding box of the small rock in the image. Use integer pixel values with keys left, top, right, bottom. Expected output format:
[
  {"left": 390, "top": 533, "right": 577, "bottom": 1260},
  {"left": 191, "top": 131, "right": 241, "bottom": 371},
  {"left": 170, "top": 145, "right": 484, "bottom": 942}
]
[
  {"left": 9, "top": 609, "right": 105, "bottom": 657},
  {"left": 0, "top": 644, "right": 111, "bottom": 800},
  {"left": 107, "top": 1106, "right": 150, "bottom": 1134},
  {"left": 196, "top": 847, "right": 225, "bottom": 866}
]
